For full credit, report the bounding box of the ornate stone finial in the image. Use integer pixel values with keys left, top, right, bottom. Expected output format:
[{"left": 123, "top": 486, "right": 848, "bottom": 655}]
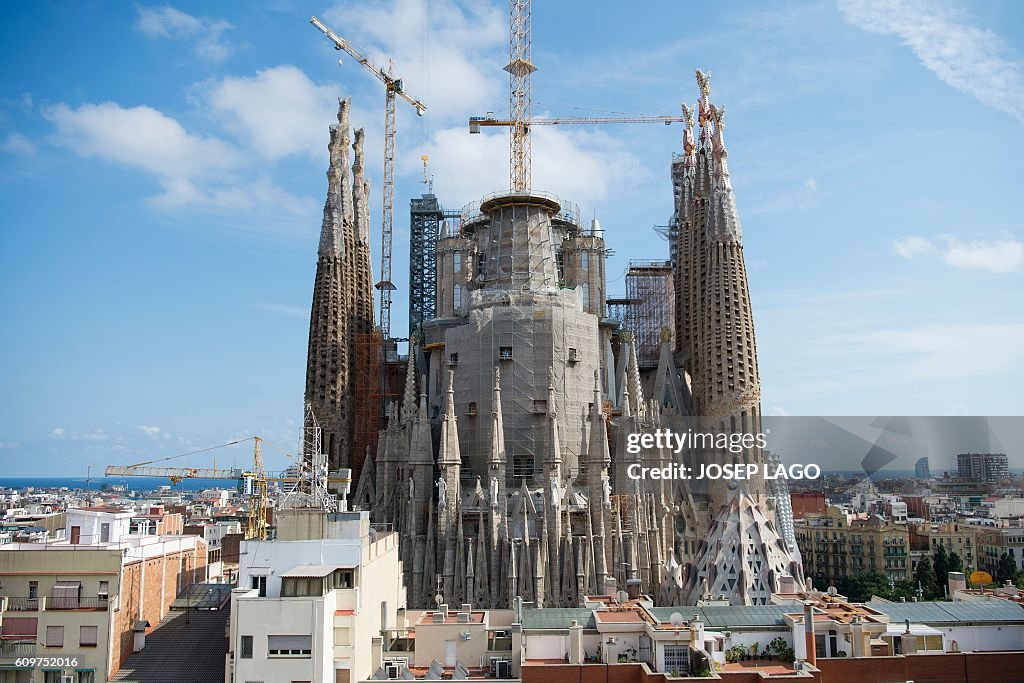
[
  {"left": 681, "top": 102, "right": 695, "bottom": 129},
  {"left": 695, "top": 69, "right": 711, "bottom": 98}
]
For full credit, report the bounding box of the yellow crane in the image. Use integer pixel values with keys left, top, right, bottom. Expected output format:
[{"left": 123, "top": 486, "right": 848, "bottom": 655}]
[
  {"left": 105, "top": 436, "right": 351, "bottom": 540},
  {"left": 473, "top": 0, "right": 686, "bottom": 191},
  {"left": 310, "top": 15, "right": 427, "bottom": 341}
]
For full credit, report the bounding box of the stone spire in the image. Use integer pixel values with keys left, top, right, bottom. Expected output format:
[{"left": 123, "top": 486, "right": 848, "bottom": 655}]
[
  {"left": 438, "top": 369, "right": 462, "bottom": 467},
  {"left": 544, "top": 369, "right": 562, "bottom": 480},
  {"left": 401, "top": 344, "right": 418, "bottom": 424},
  {"left": 488, "top": 367, "right": 507, "bottom": 471},
  {"left": 305, "top": 97, "right": 375, "bottom": 472}
]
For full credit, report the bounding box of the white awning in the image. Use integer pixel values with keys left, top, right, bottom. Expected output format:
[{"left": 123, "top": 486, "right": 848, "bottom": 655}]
[{"left": 279, "top": 565, "right": 340, "bottom": 578}]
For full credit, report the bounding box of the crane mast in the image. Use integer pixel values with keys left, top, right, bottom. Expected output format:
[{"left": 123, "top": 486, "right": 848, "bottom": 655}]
[
  {"left": 310, "top": 16, "right": 426, "bottom": 341},
  {"left": 506, "top": 0, "right": 535, "bottom": 192}
]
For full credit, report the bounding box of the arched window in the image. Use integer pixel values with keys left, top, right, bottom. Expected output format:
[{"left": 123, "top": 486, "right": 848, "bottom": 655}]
[
  {"left": 453, "top": 251, "right": 462, "bottom": 273},
  {"left": 581, "top": 283, "right": 590, "bottom": 310},
  {"left": 453, "top": 284, "right": 462, "bottom": 309},
  {"left": 581, "top": 251, "right": 589, "bottom": 271}
]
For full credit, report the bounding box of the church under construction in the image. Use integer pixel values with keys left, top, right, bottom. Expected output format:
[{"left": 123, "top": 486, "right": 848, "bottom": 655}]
[{"left": 304, "top": 71, "right": 804, "bottom": 610}]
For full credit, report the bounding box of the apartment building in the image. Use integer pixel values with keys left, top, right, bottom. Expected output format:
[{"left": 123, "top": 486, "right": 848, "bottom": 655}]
[
  {"left": 794, "top": 507, "right": 909, "bottom": 586},
  {"left": 0, "top": 507, "right": 207, "bottom": 683},
  {"left": 228, "top": 509, "right": 405, "bottom": 683},
  {"left": 978, "top": 527, "right": 1024, "bottom": 574}
]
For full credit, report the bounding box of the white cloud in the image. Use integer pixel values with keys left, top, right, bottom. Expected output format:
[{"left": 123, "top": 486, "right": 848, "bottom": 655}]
[
  {"left": 202, "top": 66, "right": 341, "bottom": 160},
  {"left": 136, "top": 5, "right": 234, "bottom": 63},
  {"left": 2, "top": 132, "right": 36, "bottom": 155},
  {"left": 137, "top": 425, "right": 162, "bottom": 438},
  {"left": 893, "top": 234, "right": 1023, "bottom": 273},
  {"left": 892, "top": 235, "right": 935, "bottom": 259},
  {"left": 44, "top": 101, "right": 236, "bottom": 180},
  {"left": 43, "top": 100, "right": 316, "bottom": 225},
  {"left": 50, "top": 427, "right": 110, "bottom": 441},
  {"left": 839, "top": 0, "right": 1024, "bottom": 123},
  {"left": 324, "top": 0, "right": 505, "bottom": 123},
  {"left": 942, "top": 236, "right": 1024, "bottom": 273}
]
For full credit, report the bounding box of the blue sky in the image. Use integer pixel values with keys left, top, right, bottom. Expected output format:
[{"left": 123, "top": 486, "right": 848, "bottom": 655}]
[{"left": 1, "top": 0, "right": 1022, "bottom": 476}]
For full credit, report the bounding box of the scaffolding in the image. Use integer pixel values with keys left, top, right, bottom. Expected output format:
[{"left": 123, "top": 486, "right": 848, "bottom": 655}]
[
  {"left": 409, "top": 194, "right": 444, "bottom": 335},
  {"left": 622, "top": 260, "right": 674, "bottom": 367},
  {"left": 353, "top": 330, "right": 383, "bottom": 485}
]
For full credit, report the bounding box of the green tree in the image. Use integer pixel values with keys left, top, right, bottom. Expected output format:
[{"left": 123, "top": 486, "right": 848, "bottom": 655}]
[
  {"left": 947, "top": 551, "right": 964, "bottom": 575},
  {"left": 933, "top": 544, "right": 949, "bottom": 585},
  {"left": 915, "top": 557, "right": 939, "bottom": 599},
  {"left": 995, "top": 553, "right": 1019, "bottom": 585}
]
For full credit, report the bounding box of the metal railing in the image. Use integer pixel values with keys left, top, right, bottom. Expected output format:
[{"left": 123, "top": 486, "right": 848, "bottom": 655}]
[
  {"left": 3, "top": 597, "right": 40, "bottom": 611},
  {"left": 46, "top": 596, "right": 109, "bottom": 611},
  {"left": 0, "top": 640, "right": 36, "bottom": 658}
]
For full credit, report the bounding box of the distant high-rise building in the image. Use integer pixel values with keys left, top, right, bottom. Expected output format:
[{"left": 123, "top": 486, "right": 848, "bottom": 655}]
[
  {"left": 915, "top": 456, "right": 931, "bottom": 480},
  {"left": 957, "top": 453, "right": 1009, "bottom": 484}
]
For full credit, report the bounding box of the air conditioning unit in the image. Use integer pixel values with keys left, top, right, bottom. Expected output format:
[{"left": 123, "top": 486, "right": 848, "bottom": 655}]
[
  {"left": 62, "top": 677, "right": 75, "bottom": 683},
  {"left": 495, "top": 660, "right": 512, "bottom": 679},
  {"left": 568, "top": 348, "right": 580, "bottom": 363},
  {"left": 386, "top": 665, "right": 401, "bottom": 679}
]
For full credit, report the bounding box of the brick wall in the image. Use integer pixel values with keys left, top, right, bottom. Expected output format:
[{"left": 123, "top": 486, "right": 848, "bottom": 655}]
[
  {"left": 523, "top": 652, "right": 1024, "bottom": 683},
  {"left": 108, "top": 540, "right": 208, "bottom": 677}
]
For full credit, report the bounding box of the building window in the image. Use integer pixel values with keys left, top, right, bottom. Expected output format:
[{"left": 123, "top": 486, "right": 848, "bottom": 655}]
[
  {"left": 663, "top": 644, "right": 688, "bottom": 674},
  {"left": 98, "top": 581, "right": 109, "bottom": 599},
  {"left": 449, "top": 353, "right": 459, "bottom": 366},
  {"left": 581, "top": 283, "right": 590, "bottom": 309},
  {"left": 533, "top": 399, "right": 548, "bottom": 413},
  {"left": 45, "top": 625, "right": 64, "bottom": 647},
  {"left": 44, "top": 672, "right": 61, "bottom": 683},
  {"left": 453, "top": 284, "right": 462, "bottom": 309},
  {"left": 453, "top": 252, "right": 462, "bottom": 273},
  {"left": 467, "top": 402, "right": 478, "bottom": 416},
  {"left": 240, "top": 635, "right": 254, "bottom": 659},
  {"left": 77, "top": 672, "right": 96, "bottom": 683},
  {"left": 250, "top": 576, "right": 267, "bottom": 598},
  {"left": 499, "top": 346, "right": 513, "bottom": 360},
  {"left": 268, "top": 634, "right": 312, "bottom": 658},
  {"left": 28, "top": 581, "right": 38, "bottom": 599},
  {"left": 79, "top": 625, "right": 98, "bottom": 647},
  {"left": 581, "top": 251, "right": 589, "bottom": 271},
  {"left": 100, "top": 523, "right": 110, "bottom": 543},
  {"left": 335, "top": 627, "right": 352, "bottom": 646}
]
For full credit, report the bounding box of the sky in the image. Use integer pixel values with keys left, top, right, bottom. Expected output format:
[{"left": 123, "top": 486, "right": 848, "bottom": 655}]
[{"left": 0, "top": 0, "right": 1022, "bottom": 476}]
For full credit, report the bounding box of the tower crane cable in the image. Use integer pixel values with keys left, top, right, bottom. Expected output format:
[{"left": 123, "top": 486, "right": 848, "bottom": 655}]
[
  {"left": 310, "top": 16, "right": 426, "bottom": 342},
  {"left": 126, "top": 437, "right": 255, "bottom": 469}
]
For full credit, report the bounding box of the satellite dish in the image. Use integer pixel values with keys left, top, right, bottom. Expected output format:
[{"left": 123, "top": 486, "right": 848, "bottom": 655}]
[
  {"left": 669, "top": 612, "right": 685, "bottom": 628},
  {"left": 970, "top": 570, "right": 993, "bottom": 586},
  {"left": 616, "top": 590, "right": 629, "bottom": 604},
  {"left": 434, "top": 593, "right": 443, "bottom": 606}
]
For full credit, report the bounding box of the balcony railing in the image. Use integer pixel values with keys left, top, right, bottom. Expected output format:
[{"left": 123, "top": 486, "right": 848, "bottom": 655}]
[
  {"left": 2, "top": 596, "right": 110, "bottom": 611},
  {"left": 3, "top": 597, "right": 40, "bottom": 611},
  {"left": 0, "top": 640, "right": 37, "bottom": 659},
  {"left": 47, "top": 596, "right": 109, "bottom": 611}
]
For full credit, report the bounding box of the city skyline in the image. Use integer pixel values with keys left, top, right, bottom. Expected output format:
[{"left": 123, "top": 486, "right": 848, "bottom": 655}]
[{"left": 2, "top": 0, "right": 1023, "bottom": 476}]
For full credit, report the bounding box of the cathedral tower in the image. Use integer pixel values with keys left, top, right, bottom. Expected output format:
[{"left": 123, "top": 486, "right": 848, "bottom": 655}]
[{"left": 304, "top": 98, "right": 376, "bottom": 470}]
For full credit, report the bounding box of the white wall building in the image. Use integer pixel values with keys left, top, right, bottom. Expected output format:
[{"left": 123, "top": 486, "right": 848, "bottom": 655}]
[{"left": 228, "top": 510, "right": 405, "bottom": 683}]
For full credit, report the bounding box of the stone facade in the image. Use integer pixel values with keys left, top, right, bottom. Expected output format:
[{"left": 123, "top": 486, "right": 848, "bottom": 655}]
[{"left": 304, "top": 98, "right": 376, "bottom": 471}]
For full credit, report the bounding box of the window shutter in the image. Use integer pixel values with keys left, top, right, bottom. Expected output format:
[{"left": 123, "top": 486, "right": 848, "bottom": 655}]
[
  {"left": 45, "top": 625, "right": 64, "bottom": 647},
  {"left": 80, "top": 625, "right": 98, "bottom": 646}
]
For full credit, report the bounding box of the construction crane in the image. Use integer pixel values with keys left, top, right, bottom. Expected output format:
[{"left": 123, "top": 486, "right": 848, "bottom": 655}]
[
  {"left": 105, "top": 436, "right": 352, "bottom": 540},
  {"left": 473, "top": 0, "right": 685, "bottom": 191},
  {"left": 310, "top": 15, "right": 427, "bottom": 341}
]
